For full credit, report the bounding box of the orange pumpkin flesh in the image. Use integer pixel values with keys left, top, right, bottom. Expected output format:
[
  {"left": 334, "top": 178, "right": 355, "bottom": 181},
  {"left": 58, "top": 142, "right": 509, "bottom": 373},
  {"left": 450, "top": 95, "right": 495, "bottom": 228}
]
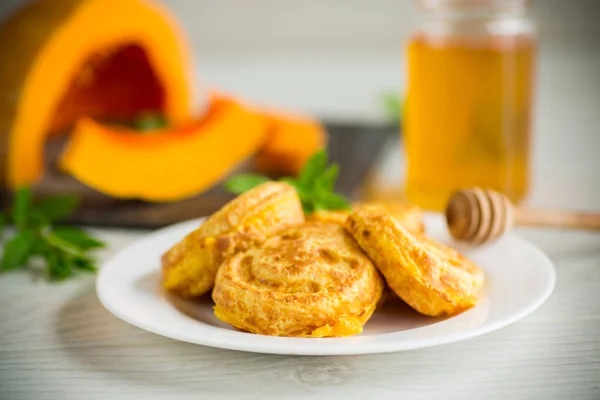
[
  {"left": 49, "top": 44, "right": 165, "bottom": 134},
  {"left": 0, "top": 0, "right": 193, "bottom": 187},
  {"left": 59, "top": 97, "right": 268, "bottom": 202}
]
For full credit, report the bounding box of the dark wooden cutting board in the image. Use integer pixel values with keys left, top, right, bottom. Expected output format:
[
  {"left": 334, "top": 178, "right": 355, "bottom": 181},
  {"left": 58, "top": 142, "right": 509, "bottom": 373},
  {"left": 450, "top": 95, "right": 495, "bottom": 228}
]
[{"left": 1, "top": 122, "right": 397, "bottom": 228}]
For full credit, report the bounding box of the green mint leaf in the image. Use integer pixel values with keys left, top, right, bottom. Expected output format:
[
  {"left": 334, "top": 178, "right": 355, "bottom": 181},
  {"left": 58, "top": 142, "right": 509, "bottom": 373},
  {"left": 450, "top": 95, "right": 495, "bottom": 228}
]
[
  {"left": 45, "top": 233, "right": 82, "bottom": 256},
  {"left": 31, "top": 237, "right": 52, "bottom": 256},
  {"left": 46, "top": 250, "right": 72, "bottom": 281},
  {"left": 299, "top": 150, "right": 327, "bottom": 186},
  {"left": 224, "top": 150, "right": 349, "bottom": 217},
  {"left": 52, "top": 226, "right": 105, "bottom": 250},
  {"left": 279, "top": 177, "right": 309, "bottom": 201},
  {"left": 280, "top": 177, "right": 315, "bottom": 213},
  {"left": 302, "top": 202, "right": 316, "bottom": 214},
  {"left": 314, "top": 164, "right": 340, "bottom": 192},
  {"left": 0, "top": 212, "right": 5, "bottom": 239},
  {"left": 12, "top": 186, "right": 32, "bottom": 230},
  {"left": 315, "top": 192, "right": 351, "bottom": 211},
  {"left": 133, "top": 112, "right": 168, "bottom": 132},
  {"left": 34, "top": 195, "right": 79, "bottom": 223},
  {"left": 71, "top": 254, "right": 97, "bottom": 273},
  {"left": 295, "top": 193, "right": 315, "bottom": 214},
  {"left": 286, "top": 152, "right": 349, "bottom": 215},
  {"left": 224, "top": 174, "right": 270, "bottom": 194},
  {"left": 27, "top": 209, "right": 48, "bottom": 228},
  {"left": 2, "top": 187, "right": 101, "bottom": 281},
  {"left": 1, "top": 230, "right": 36, "bottom": 271}
]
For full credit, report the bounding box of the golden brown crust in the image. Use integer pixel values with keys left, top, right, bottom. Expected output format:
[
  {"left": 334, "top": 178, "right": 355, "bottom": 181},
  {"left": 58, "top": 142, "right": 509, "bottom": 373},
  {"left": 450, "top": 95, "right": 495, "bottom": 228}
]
[
  {"left": 161, "top": 182, "right": 305, "bottom": 297},
  {"left": 212, "top": 222, "right": 385, "bottom": 337},
  {"left": 307, "top": 201, "right": 425, "bottom": 236},
  {"left": 308, "top": 210, "right": 350, "bottom": 226},
  {"left": 346, "top": 205, "right": 484, "bottom": 317},
  {"left": 355, "top": 201, "right": 425, "bottom": 235}
]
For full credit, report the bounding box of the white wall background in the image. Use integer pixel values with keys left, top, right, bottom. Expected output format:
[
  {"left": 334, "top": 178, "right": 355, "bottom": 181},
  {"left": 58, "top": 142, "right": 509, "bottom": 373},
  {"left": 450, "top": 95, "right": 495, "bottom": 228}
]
[
  {"left": 160, "top": 0, "right": 600, "bottom": 122},
  {"left": 1, "top": 0, "right": 599, "bottom": 122},
  {"left": 1, "top": 0, "right": 599, "bottom": 208}
]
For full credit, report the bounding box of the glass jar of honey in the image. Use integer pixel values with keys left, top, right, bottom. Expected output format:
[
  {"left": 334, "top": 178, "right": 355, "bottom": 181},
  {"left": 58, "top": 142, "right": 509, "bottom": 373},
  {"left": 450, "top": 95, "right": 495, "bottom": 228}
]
[{"left": 404, "top": 0, "right": 536, "bottom": 210}]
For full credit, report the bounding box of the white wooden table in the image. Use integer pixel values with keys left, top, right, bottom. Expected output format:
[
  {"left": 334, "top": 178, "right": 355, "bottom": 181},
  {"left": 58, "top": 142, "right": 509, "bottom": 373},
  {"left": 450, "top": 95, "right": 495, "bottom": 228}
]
[
  {"left": 1, "top": 221, "right": 599, "bottom": 400},
  {"left": 1, "top": 45, "right": 600, "bottom": 399}
]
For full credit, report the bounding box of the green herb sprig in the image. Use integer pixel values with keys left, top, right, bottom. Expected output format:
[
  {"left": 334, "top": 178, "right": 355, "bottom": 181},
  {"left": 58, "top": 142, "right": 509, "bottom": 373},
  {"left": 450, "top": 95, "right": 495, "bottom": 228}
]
[
  {"left": 224, "top": 150, "right": 350, "bottom": 214},
  {"left": 0, "top": 187, "right": 105, "bottom": 280}
]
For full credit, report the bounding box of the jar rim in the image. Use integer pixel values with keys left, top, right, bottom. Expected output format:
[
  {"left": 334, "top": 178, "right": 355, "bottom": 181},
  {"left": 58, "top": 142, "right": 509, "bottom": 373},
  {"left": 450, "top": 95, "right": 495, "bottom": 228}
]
[{"left": 416, "top": 0, "right": 530, "bottom": 15}]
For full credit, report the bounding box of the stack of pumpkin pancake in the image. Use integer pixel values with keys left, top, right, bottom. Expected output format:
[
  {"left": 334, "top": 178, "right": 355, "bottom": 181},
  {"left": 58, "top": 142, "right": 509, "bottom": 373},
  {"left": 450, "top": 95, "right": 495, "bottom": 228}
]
[{"left": 162, "top": 182, "right": 484, "bottom": 337}]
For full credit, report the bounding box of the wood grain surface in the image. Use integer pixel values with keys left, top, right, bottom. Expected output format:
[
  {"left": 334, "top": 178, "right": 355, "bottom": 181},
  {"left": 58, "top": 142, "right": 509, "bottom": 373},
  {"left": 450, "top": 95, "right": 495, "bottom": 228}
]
[{"left": 0, "top": 227, "right": 599, "bottom": 400}]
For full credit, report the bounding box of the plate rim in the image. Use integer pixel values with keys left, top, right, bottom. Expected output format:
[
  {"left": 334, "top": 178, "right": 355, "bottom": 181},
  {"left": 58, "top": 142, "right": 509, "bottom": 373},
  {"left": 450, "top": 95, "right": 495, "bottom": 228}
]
[{"left": 96, "top": 216, "right": 556, "bottom": 356}]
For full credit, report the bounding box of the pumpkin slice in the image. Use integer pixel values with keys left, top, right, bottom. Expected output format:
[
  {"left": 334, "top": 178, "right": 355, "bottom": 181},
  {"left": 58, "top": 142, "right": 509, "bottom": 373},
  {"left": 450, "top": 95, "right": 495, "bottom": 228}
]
[
  {"left": 255, "top": 112, "right": 326, "bottom": 176},
  {"left": 59, "top": 97, "right": 268, "bottom": 202},
  {"left": 0, "top": 0, "right": 194, "bottom": 186}
]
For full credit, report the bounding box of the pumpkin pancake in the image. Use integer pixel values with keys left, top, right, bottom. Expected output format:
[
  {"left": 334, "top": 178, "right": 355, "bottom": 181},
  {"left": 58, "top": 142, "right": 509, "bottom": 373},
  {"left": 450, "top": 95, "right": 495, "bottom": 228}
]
[
  {"left": 309, "top": 201, "right": 425, "bottom": 236},
  {"left": 212, "top": 222, "right": 384, "bottom": 337},
  {"left": 346, "top": 205, "right": 484, "bottom": 317},
  {"left": 162, "top": 182, "right": 304, "bottom": 297}
]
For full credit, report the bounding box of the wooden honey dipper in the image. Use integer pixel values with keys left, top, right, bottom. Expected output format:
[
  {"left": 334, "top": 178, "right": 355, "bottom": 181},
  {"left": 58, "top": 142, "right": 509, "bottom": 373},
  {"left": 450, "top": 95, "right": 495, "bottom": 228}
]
[{"left": 445, "top": 188, "right": 600, "bottom": 245}]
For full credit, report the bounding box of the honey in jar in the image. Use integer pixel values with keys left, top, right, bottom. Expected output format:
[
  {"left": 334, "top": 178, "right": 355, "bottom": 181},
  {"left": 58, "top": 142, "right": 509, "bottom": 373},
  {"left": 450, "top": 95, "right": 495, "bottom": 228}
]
[{"left": 404, "top": 0, "right": 536, "bottom": 211}]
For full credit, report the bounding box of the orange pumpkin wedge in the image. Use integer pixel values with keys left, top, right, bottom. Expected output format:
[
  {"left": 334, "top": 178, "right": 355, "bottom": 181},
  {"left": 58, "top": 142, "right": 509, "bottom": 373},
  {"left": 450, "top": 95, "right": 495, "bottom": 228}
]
[
  {"left": 0, "top": 0, "right": 194, "bottom": 186},
  {"left": 256, "top": 112, "right": 326, "bottom": 176},
  {"left": 59, "top": 97, "right": 268, "bottom": 202}
]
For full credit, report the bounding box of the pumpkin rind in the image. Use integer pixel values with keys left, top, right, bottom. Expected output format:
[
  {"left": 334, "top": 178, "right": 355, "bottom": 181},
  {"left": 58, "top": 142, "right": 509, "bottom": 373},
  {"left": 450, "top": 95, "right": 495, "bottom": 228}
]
[
  {"left": 58, "top": 97, "right": 268, "bottom": 202},
  {"left": 0, "top": 0, "right": 194, "bottom": 186}
]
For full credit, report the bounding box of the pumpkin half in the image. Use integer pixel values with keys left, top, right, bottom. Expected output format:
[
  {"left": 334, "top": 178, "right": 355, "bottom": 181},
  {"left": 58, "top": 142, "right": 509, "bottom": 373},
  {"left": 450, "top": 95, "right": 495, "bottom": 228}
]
[
  {"left": 59, "top": 96, "right": 268, "bottom": 202},
  {"left": 0, "top": 0, "right": 194, "bottom": 186}
]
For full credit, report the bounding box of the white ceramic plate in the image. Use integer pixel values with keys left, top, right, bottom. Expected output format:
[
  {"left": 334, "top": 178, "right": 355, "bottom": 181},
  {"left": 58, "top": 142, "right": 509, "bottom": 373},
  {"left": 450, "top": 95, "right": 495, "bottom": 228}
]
[{"left": 96, "top": 215, "right": 555, "bottom": 355}]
